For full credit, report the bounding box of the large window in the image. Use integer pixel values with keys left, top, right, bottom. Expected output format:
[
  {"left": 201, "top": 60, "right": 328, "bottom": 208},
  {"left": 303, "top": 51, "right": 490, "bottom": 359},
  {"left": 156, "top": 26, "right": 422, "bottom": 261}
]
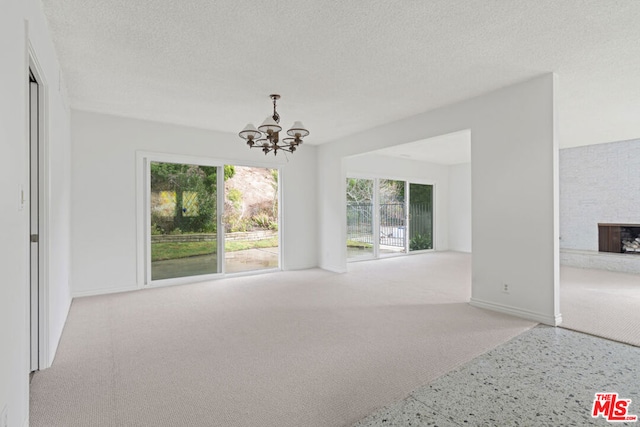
[
  {"left": 346, "top": 177, "right": 433, "bottom": 260},
  {"left": 145, "top": 158, "right": 279, "bottom": 284}
]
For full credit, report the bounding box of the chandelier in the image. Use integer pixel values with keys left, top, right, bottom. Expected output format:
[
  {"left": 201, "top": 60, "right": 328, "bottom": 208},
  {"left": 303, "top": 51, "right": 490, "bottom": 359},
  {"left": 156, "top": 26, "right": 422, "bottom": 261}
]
[{"left": 238, "top": 94, "right": 309, "bottom": 155}]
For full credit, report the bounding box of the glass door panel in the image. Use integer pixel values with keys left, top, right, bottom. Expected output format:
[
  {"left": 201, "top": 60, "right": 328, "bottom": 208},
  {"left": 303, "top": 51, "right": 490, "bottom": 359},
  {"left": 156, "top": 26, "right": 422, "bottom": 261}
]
[
  {"left": 223, "top": 166, "right": 279, "bottom": 273},
  {"left": 346, "top": 178, "right": 375, "bottom": 260},
  {"left": 379, "top": 179, "right": 406, "bottom": 255},
  {"left": 409, "top": 183, "right": 433, "bottom": 251},
  {"left": 150, "top": 162, "right": 219, "bottom": 280}
]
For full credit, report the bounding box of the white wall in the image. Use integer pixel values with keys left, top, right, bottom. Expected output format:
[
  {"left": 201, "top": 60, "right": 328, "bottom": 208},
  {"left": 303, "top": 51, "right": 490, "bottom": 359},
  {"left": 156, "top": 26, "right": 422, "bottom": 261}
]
[
  {"left": 71, "top": 111, "right": 318, "bottom": 296},
  {"left": 560, "top": 139, "right": 640, "bottom": 251},
  {"left": 448, "top": 163, "right": 471, "bottom": 252},
  {"left": 318, "top": 74, "right": 560, "bottom": 325},
  {"left": 0, "top": 1, "right": 72, "bottom": 426},
  {"left": 344, "top": 154, "right": 450, "bottom": 250}
]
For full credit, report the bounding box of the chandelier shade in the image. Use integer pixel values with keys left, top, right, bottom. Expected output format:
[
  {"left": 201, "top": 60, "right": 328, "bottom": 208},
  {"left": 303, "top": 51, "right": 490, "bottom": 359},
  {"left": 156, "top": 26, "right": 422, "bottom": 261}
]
[
  {"left": 258, "top": 116, "right": 282, "bottom": 134},
  {"left": 238, "top": 94, "right": 309, "bottom": 155},
  {"left": 239, "top": 123, "right": 262, "bottom": 141},
  {"left": 287, "top": 121, "right": 310, "bottom": 138}
]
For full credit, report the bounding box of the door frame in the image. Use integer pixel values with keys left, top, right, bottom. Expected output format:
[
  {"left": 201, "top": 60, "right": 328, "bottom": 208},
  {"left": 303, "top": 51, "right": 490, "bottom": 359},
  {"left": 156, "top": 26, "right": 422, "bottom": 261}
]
[
  {"left": 137, "top": 152, "right": 225, "bottom": 287},
  {"left": 27, "top": 44, "right": 50, "bottom": 370}
]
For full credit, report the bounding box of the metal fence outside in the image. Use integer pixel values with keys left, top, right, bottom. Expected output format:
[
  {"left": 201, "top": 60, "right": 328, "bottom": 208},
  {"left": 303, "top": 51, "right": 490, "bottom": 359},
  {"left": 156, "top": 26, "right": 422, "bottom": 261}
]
[
  {"left": 347, "top": 202, "right": 432, "bottom": 248},
  {"left": 346, "top": 202, "right": 374, "bottom": 245},
  {"left": 409, "top": 203, "right": 432, "bottom": 239},
  {"left": 379, "top": 203, "right": 406, "bottom": 247}
]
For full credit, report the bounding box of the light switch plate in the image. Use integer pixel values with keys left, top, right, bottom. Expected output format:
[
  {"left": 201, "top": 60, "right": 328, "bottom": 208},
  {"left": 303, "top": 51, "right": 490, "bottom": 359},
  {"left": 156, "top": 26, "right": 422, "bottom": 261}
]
[{"left": 18, "top": 185, "right": 25, "bottom": 211}]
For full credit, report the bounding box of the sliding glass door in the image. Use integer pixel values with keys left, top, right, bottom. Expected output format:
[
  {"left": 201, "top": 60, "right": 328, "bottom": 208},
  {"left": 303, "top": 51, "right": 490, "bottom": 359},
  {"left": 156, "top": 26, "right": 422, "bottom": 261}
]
[
  {"left": 346, "top": 177, "right": 434, "bottom": 261},
  {"left": 346, "top": 178, "right": 375, "bottom": 260},
  {"left": 150, "top": 162, "right": 219, "bottom": 281},
  {"left": 147, "top": 160, "right": 280, "bottom": 283},
  {"left": 409, "top": 183, "right": 433, "bottom": 251},
  {"left": 379, "top": 179, "right": 407, "bottom": 255},
  {"left": 223, "top": 166, "right": 279, "bottom": 273}
]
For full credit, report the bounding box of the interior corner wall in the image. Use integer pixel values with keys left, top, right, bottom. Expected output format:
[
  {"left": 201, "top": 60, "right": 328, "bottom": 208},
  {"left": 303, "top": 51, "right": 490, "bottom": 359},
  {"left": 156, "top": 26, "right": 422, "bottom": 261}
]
[
  {"left": 344, "top": 154, "right": 450, "bottom": 251},
  {"left": 1, "top": 1, "right": 72, "bottom": 426},
  {"left": 560, "top": 139, "right": 640, "bottom": 251},
  {"left": 448, "top": 163, "right": 472, "bottom": 253},
  {"left": 70, "top": 111, "right": 318, "bottom": 296},
  {"left": 318, "top": 74, "right": 559, "bottom": 325}
]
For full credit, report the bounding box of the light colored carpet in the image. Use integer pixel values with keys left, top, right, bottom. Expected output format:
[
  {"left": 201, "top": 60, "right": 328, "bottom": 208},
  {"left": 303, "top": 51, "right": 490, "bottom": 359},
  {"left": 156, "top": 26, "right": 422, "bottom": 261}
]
[
  {"left": 30, "top": 252, "right": 536, "bottom": 427},
  {"left": 560, "top": 266, "right": 640, "bottom": 347}
]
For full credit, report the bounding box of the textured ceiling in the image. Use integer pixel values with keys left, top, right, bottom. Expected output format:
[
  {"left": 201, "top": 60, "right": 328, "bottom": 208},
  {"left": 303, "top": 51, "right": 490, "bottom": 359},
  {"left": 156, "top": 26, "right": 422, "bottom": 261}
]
[{"left": 41, "top": 0, "right": 640, "bottom": 148}]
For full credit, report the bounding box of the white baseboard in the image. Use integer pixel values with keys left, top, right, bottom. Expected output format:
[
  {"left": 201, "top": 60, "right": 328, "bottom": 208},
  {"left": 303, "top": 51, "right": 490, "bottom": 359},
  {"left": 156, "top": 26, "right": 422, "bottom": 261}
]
[
  {"left": 282, "top": 263, "right": 319, "bottom": 271},
  {"left": 72, "top": 285, "right": 139, "bottom": 298},
  {"left": 320, "top": 263, "right": 347, "bottom": 273},
  {"left": 44, "top": 296, "right": 73, "bottom": 369},
  {"left": 470, "top": 298, "right": 562, "bottom": 326}
]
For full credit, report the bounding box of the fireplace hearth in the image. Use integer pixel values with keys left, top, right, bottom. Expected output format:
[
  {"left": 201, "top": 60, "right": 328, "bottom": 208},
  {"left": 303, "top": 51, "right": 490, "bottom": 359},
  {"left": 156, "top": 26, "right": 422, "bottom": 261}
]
[{"left": 598, "top": 223, "right": 640, "bottom": 254}]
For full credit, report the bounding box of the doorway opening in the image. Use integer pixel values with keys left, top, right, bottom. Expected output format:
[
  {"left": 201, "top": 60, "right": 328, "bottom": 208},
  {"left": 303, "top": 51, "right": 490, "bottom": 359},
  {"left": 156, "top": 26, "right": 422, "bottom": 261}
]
[{"left": 29, "top": 68, "right": 42, "bottom": 372}]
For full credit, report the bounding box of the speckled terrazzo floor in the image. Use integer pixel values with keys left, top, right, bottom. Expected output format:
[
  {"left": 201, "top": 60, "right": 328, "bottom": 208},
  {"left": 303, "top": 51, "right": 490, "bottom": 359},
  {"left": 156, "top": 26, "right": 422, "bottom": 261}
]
[{"left": 353, "top": 326, "right": 640, "bottom": 426}]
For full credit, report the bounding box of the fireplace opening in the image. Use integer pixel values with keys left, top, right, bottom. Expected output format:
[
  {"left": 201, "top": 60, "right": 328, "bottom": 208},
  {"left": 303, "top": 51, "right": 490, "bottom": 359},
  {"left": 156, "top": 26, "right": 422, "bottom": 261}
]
[
  {"left": 622, "top": 227, "right": 640, "bottom": 253},
  {"left": 598, "top": 223, "right": 640, "bottom": 254}
]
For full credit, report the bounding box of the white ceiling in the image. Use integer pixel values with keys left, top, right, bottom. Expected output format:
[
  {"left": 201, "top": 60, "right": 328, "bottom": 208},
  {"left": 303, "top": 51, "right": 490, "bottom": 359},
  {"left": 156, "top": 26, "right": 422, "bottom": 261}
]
[{"left": 41, "top": 0, "right": 640, "bottom": 149}]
